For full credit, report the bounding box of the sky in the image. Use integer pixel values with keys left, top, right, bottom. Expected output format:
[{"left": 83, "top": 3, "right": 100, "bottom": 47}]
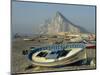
[{"left": 12, "top": 1, "right": 96, "bottom": 35}]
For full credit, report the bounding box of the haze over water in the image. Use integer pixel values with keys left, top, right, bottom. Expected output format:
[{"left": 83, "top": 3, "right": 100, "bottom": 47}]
[{"left": 12, "top": 1, "right": 96, "bottom": 36}]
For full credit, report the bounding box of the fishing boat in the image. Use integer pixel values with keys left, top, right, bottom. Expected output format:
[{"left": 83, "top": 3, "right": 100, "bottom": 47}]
[
  {"left": 86, "top": 43, "right": 95, "bottom": 49},
  {"left": 27, "top": 43, "right": 86, "bottom": 67},
  {"left": 82, "top": 40, "right": 96, "bottom": 49}
]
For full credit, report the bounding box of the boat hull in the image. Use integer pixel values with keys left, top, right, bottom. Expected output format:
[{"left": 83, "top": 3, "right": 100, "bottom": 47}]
[
  {"left": 31, "top": 49, "right": 86, "bottom": 67},
  {"left": 86, "top": 45, "right": 96, "bottom": 49}
]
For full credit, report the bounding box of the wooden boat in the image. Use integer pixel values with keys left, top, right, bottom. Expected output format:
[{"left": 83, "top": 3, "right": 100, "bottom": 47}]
[
  {"left": 83, "top": 40, "right": 96, "bottom": 49},
  {"left": 28, "top": 43, "right": 86, "bottom": 67},
  {"left": 86, "top": 43, "right": 96, "bottom": 49}
]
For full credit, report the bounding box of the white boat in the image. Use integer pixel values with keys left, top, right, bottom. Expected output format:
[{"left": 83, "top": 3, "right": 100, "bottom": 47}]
[{"left": 28, "top": 43, "right": 86, "bottom": 67}]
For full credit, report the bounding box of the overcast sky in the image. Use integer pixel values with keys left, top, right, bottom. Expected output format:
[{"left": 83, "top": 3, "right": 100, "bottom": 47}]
[{"left": 12, "top": 1, "right": 96, "bottom": 35}]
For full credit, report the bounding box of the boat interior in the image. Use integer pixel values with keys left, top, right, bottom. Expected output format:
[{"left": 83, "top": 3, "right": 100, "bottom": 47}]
[{"left": 29, "top": 43, "right": 86, "bottom": 63}]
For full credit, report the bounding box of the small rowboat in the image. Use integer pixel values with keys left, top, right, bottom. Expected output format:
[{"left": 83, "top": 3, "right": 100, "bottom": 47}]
[
  {"left": 28, "top": 43, "right": 86, "bottom": 67},
  {"left": 84, "top": 41, "right": 96, "bottom": 49},
  {"left": 86, "top": 43, "right": 96, "bottom": 49}
]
